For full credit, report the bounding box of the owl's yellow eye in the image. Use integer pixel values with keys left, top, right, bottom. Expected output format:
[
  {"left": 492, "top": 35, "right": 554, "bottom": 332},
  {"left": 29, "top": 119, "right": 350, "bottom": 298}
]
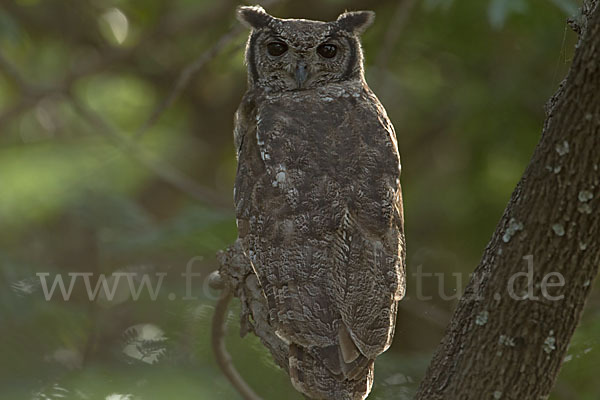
[
  {"left": 267, "top": 42, "right": 288, "bottom": 56},
  {"left": 317, "top": 44, "right": 337, "bottom": 58}
]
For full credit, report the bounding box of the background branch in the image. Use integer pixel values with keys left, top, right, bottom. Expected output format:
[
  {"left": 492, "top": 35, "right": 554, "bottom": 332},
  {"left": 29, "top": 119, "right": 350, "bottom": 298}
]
[
  {"left": 0, "top": 0, "right": 285, "bottom": 208},
  {"left": 67, "top": 93, "right": 231, "bottom": 208},
  {"left": 134, "top": 26, "right": 246, "bottom": 140},
  {"left": 134, "top": 0, "right": 285, "bottom": 139}
]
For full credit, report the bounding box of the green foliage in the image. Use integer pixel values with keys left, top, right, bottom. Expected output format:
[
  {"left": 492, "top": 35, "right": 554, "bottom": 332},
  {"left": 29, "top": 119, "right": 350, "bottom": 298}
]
[{"left": 0, "top": 0, "right": 597, "bottom": 399}]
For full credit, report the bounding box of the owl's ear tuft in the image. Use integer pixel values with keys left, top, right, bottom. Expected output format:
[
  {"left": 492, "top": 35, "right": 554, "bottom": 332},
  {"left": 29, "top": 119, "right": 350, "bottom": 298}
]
[
  {"left": 237, "top": 5, "right": 273, "bottom": 29},
  {"left": 336, "top": 11, "right": 375, "bottom": 34}
]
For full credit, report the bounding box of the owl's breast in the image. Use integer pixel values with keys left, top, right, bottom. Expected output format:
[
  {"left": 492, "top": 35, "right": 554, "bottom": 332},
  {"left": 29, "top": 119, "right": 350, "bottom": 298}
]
[
  {"left": 235, "top": 87, "right": 401, "bottom": 238},
  {"left": 257, "top": 91, "right": 373, "bottom": 175}
]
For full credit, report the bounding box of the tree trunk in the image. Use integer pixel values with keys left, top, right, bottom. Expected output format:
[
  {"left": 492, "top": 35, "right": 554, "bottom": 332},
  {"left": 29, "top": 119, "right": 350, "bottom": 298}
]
[{"left": 415, "top": 2, "right": 600, "bottom": 399}]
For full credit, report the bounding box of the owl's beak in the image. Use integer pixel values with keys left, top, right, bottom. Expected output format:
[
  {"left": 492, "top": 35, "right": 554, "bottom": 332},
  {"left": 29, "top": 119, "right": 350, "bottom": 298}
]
[{"left": 295, "top": 62, "right": 308, "bottom": 89}]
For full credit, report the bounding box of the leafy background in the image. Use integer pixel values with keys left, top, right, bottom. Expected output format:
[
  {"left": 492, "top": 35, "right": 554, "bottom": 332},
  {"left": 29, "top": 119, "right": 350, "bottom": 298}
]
[{"left": 0, "top": 0, "right": 598, "bottom": 399}]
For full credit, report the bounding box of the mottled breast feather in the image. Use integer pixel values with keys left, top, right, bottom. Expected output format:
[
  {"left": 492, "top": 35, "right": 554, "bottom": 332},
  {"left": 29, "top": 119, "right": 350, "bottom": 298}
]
[{"left": 234, "top": 82, "right": 405, "bottom": 400}]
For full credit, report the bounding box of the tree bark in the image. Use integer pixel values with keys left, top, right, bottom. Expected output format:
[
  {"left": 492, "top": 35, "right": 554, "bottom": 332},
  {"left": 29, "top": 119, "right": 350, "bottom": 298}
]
[{"left": 415, "top": 2, "right": 600, "bottom": 399}]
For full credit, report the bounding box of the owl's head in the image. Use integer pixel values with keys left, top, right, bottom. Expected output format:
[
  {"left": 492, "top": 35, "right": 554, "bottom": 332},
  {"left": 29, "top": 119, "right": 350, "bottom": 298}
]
[{"left": 237, "top": 6, "right": 374, "bottom": 91}]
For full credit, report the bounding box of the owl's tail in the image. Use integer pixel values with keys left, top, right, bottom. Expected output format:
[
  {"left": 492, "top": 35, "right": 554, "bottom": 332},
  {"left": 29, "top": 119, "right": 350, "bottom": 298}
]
[{"left": 289, "top": 343, "right": 374, "bottom": 400}]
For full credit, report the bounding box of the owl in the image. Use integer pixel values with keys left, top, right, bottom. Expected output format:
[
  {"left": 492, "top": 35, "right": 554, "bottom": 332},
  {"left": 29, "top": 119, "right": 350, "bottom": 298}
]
[{"left": 233, "top": 6, "right": 405, "bottom": 400}]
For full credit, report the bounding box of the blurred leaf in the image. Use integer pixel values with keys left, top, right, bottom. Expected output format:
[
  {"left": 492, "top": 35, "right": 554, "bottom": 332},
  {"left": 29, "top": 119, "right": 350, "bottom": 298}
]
[{"left": 99, "top": 8, "right": 130, "bottom": 46}]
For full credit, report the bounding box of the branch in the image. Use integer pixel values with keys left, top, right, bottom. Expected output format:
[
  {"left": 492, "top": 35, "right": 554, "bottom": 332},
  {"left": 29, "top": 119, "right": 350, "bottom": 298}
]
[
  {"left": 0, "top": 51, "right": 29, "bottom": 91},
  {"left": 0, "top": 44, "right": 137, "bottom": 131},
  {"left": 371, "top": 0, "right": 417, "bottom": 92},
  {"left": 0, "top": 48, "right": 232, "bottom": 207},
  {"left": 67, "top": 93, "right": 231, "bottom": 209},
  {"left": 374, "top": 0, "right": 417, "bottom": 72},
  {"left": 210, "top": 240, "right": 292, "bottom": 400},
  {"left": 211, "top": 279, "right": 263, "bottom": 400},
  {"left": 0, "top": 0, "right": 286, "bottom": 207},
  {"left": 134, "top": 26, "right": 246, "bottom": 140},
  {"left": 0, "top": 29, "right": 232, "bottom": 206},
  {"left": 134, "top": 0, "right": 286, "bottom": 140},
  {"left": 0, "top": 50, "right": 66, "bottom": 130},
  {"left": 416, "top": 2, "right": 600, "bottom": 398},
  {"left": 0, "top": 1, "right": 242, "bottom": 132}
]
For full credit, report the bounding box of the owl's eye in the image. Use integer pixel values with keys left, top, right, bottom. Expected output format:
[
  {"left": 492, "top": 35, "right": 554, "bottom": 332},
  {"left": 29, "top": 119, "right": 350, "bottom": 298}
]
[
  {"left": 317, "top": 44, "right": 337, "bottom": 58},
  {"left": 267, "top": 42, "right": 288, "bottom": 56}
]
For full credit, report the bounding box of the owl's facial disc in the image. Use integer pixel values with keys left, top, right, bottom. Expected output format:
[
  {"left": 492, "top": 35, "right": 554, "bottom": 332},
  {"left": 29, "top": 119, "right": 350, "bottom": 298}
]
[
  {"left": 239, "top": 7, "right": 375, "bottom": 91},
  {"left": 257, "top": 32, "right": 351, "bottom": 91}
]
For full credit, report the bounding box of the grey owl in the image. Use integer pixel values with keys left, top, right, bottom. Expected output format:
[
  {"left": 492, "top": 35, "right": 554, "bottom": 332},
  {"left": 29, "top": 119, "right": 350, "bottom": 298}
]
[{"left": 233, "top": 6, "right": 405, "bottom": 400}]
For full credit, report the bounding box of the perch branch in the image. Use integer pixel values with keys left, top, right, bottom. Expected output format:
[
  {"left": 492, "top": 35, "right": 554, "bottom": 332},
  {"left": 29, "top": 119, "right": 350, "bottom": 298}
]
[
  {"left": 211, "top": 240, "right": 292, "bottom": 400},
  {"left": 211, "top": 282, "right": 263, "bottom": 400}
]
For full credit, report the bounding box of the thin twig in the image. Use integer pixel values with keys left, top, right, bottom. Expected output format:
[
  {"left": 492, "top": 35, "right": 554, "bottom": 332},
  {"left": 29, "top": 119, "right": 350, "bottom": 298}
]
[
  {"left": 134, "top": 0, "right": 285, "bottom": 140},
  {"left": 134, "top": 25, "right": 246, "bottom": 139},
  {"left": 211, "top": 286, "right": 263, "bottom": 400},
  {"left": 0, "top": 51, "right": 29, "bottom": 91},
  {"left": 0, "top": 49, "right": 232, "bottom": 208},
  {"left": 0, "top": 2, "right": 236, "bottom": 132},
  {"left": 67, "top": 93, "right": 232, "bottom": 209},
  {"left": 0, "top": 48, "right": 119, "bottom": 132},
  {"left": 375, "top": 0, "right": 417, "bottom": 69},
  {"left": 0, "top": 50, "right": 62, "bottom": 130},
  {"left": 372, "top": 0, "right": 417, "bottom": 91},
  {"left": 0, "top": 1, "right": 285, "bottom": 207}
]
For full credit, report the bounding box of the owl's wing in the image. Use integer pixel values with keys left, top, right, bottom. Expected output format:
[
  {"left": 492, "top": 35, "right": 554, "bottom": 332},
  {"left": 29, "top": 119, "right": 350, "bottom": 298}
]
[
  {"left": 234, "top": 89, "right": 405, "bottom": 399},
  {"left": 325, "top": 91, "right": 405, "bottom": 361}
]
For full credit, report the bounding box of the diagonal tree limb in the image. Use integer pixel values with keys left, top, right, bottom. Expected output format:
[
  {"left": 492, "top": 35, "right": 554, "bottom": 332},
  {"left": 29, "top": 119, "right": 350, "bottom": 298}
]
[
  {"left": 0, "top": 39, "right": 232, "bottom": 207},
  {"left": 0, "top": 51, "right": 30, "bottom": 91},
  {"left": 133, "top": 25, "right": 246, "bottom": 140},
  {"left": 416, "top": 2, "right": 600, "bottom": 398},
  {"left": 67, "top": 93, "right": 231, "bottom": 209},
  {"left": 0, "top": 1, "right": 286, "bottom": 208},
  {"left": 133, "top": 0, "right": 286, "bottom": 140},
  {"left": 0, "top": 0, "right": 249, "bottom": 133}
]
